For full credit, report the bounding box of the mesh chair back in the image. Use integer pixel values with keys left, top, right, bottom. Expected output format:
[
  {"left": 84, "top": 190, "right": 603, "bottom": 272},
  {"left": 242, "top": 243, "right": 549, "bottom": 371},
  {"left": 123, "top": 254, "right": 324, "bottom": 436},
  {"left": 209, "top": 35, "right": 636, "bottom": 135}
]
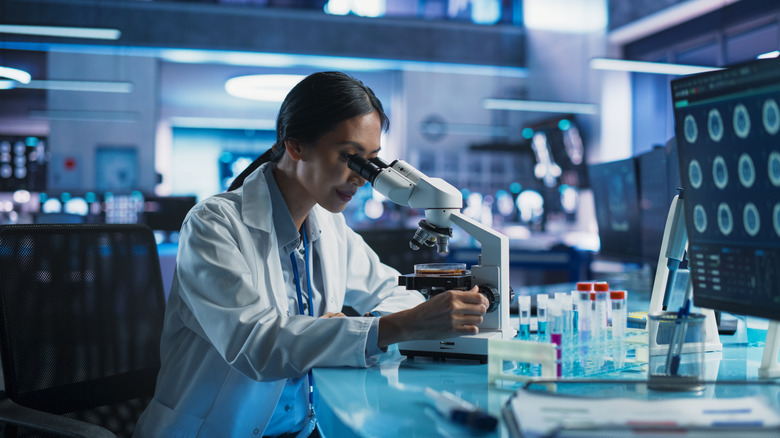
[{"left": 0, "top": 224, "right": 166, "bottom": 437}]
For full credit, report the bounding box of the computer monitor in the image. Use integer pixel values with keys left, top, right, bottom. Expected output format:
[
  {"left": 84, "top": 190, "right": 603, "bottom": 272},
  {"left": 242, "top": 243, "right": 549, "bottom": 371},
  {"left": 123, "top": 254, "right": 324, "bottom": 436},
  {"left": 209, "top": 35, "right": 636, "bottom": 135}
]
[
  {"left": 671, "top": 57, "right": 780, "bottom": 376},
  {"left": 143, "top": 195, "right": 197, "bottom": 232},
  {"left": 588, "top": 157, "right": 643, "bottom": 263}
]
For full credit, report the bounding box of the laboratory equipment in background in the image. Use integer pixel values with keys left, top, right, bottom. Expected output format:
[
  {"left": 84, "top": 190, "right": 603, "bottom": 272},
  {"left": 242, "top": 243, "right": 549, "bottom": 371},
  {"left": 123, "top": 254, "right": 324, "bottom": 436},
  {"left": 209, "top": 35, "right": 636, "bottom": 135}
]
[
  {"left": 670, "top": 56, "right": 780, "bottom": 377},
  {"left": 142, "top": 195, "right": 197, "bottom": 242},
  {"left": 22, "top": 192, "right": 197, "bottom": 235},
  {"left": 522, "top": 116, "right": 588, "bottom": 190},
  {"left": 102, "top": 192, "right": 146, "bottom": 224},
  {"left": 348, "top": 155, "right": 514, "bottom": 361},
  {"left": 218, "top": 151, "right": 259, "bottom": 192},
  {"left": 0, "top": 191, "right": 41, "bottom": 225},
  {"left": 0, "top": 136, "right": 47, "bottom": 193}
]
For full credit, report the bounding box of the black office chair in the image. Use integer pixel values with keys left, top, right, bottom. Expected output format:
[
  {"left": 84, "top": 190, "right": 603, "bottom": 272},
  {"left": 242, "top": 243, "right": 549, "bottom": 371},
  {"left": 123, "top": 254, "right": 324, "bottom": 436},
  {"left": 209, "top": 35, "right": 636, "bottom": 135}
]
[{"left": 0, "top": 224, "right": 166, "bottom": 437}]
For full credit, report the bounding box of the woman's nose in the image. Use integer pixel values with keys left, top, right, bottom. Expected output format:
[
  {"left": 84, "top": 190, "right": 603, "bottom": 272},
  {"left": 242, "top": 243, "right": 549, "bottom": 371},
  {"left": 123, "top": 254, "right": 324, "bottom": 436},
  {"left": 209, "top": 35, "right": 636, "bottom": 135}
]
[{"left": 348, "top": 169, "right": 367, "bottom": 186}]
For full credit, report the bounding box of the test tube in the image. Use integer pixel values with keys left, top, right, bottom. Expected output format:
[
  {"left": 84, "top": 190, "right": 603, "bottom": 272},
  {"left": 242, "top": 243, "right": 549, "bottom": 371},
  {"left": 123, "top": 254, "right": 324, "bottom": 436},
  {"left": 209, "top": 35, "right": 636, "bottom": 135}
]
[
  {"left": 593, "top": 282, "right": 610, "bottom": 336},
  {"left": 569, "top": 290, "right": 579, "bottom": 336},
  {"left": 610, "top": 290, "right": 627, "bottom": 369},
  {"left": 593, "top": 282, "right": 610, "bottom": 368},
  {"left": 549, "top": 299, "right": 563, "bottom": 377},
  {"left": 573, "top": 283, "right": 591, "bottom": 337},
  {"left": 536, "top": 294, "right": 549, "bottom": 342},
  {"left": 560, "top": 294, "right": 574, "bottom": 376},
  {"left": 594, "top": 281, "right": 609, "bottom": 315},
  {"left": 561, "top": 294, "right": 573, "bottom": 340},
  {"left": 577, "top": 290, "right": 591, "bottom": 369},
  {"left": 518, "top": 295, "right": 531, "bottom": 340}
]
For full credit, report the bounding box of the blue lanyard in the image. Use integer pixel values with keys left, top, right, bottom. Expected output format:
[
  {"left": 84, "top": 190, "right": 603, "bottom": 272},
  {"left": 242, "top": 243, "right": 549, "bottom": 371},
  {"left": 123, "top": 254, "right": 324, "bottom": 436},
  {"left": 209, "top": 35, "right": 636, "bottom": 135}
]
[{"left": 289, "top": 222, "right": 315, "bottom": 407}]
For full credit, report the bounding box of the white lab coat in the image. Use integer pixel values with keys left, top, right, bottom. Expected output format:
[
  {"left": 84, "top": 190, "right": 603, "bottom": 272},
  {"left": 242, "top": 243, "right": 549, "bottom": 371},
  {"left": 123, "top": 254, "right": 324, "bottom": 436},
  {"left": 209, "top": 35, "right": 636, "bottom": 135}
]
[{"left": 133, "top": 163, "right": 424, "bottom": 438}]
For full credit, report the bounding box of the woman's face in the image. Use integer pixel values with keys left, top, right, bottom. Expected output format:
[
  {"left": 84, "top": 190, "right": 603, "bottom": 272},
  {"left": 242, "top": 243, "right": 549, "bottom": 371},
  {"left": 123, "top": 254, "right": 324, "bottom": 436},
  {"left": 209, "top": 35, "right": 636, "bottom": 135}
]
[{"left": 295, "top": 111, "right": 382, "bottom": 213}]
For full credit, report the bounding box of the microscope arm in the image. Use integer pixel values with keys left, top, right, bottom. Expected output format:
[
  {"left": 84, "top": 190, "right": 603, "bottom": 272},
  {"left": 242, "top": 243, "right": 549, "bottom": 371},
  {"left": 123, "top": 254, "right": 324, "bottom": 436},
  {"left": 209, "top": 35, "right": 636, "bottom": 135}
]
[
  {"left": 449, "top": 212, "right": 506, "bottom": 266},
  {"left": 371, "top": 160, "right": 462, "bottom": 212}
]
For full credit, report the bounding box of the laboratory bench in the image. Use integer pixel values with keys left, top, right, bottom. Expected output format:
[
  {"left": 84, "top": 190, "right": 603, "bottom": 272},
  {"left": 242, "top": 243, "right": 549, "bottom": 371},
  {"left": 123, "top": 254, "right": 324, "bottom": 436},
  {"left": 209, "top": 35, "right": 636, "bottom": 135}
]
[{"left": 312, "top": 315, "right": 779, "bottom": 437}]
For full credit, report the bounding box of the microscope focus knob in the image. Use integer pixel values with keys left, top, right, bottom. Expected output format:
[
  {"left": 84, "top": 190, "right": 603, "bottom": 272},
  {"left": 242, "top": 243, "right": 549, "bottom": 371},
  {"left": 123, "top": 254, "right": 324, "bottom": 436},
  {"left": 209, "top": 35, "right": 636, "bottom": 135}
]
[{"left": 477, "top": 285, "right": 498, "bottom": 313}]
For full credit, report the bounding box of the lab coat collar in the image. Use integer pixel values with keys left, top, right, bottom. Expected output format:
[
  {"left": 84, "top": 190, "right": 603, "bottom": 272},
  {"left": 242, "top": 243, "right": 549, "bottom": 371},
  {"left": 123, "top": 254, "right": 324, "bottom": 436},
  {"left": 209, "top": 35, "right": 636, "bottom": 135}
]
[
  {"left": 239, "top": 162, "right": 278, "bottom": 233},
  {"left": 265, "top": 164, "right": 300, "bottom": 252},
  {"left": 240, "top": 162, "right": 323, "bottom": 246}
]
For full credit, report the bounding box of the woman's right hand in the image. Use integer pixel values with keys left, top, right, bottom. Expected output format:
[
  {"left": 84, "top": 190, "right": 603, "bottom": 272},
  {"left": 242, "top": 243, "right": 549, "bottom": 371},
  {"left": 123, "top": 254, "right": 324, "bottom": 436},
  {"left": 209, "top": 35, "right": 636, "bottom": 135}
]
[{"left": 376, "top": 286, "right": 488, "bottom": 349}]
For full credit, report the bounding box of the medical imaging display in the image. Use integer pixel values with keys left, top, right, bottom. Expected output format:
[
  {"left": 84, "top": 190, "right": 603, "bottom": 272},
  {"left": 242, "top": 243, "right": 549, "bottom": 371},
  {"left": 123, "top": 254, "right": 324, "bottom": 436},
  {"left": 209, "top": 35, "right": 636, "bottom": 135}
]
[
  {"left": 671, "top": 57, "right": 780, "bottom": 320},
  {"left": 589, "top": 157, "right": 643, "bottom": 262}
]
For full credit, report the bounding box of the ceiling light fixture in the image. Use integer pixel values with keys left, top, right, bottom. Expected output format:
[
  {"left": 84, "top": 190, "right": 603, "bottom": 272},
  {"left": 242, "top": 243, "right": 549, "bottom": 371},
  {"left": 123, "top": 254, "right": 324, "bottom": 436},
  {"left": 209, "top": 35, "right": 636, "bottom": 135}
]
[
  {"left": 758, "top": 51, "right": 780, "bottom": 59},
  {"left": 483, "top": 98, "right": 598, "bottom": 115},
  {"left": 158, "top": 48, "right": 528, "bottom": 78},
  {"left": 590, "top": 58, "right": 722, "bottom": 75},
  {"left": 15, "top": 80, "right": 133, "bottom": 93},
  {"left": 169, "top": 117, "right": 277, "bottom": 130},
  {"left": 225, "top": 74, "right": 306, "bottom": 102},
  {"left": 0, "top": 66, "right": 31, "bottom": 84},
  {"left": 0, "top": 24, "right": 121, "bottom": 40},
  {"left": 523, "top": 0, "right": 607, "bottom": 33}
]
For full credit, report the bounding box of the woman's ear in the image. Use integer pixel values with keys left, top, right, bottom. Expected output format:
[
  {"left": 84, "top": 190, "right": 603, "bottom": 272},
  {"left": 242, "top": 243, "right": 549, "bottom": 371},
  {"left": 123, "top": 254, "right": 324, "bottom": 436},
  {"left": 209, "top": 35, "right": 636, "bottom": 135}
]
[{"left": 284, "top": 139, "right": 305, "bottom": 161}]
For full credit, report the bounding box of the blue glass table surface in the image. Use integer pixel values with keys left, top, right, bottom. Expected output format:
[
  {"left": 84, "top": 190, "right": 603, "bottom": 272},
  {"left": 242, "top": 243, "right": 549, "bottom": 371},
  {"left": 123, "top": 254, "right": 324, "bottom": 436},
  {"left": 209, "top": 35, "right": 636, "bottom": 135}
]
[
  {"left": 312, "top": 317, "right": 778, "bottom": 438},
  {"left": 313, "top": 353, "right": 509, "bottom": 438}
]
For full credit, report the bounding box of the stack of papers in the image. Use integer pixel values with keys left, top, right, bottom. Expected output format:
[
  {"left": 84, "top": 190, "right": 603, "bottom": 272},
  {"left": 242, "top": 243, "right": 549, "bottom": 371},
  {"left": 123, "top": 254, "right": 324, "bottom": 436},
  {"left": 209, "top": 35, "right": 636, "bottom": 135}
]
[{"left": 504, "top": 387, "right": 780, "bottom": 437}]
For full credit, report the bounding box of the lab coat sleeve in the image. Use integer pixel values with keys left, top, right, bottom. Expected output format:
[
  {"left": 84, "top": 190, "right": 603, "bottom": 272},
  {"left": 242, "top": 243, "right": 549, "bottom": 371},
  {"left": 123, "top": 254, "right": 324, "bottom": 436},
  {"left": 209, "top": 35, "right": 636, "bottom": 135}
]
[
  {"left": 341, "top": 226, "right": 425, "bottom": 316},
  {"left": 175, "top": 202, "right": 387, "bottom": 382}
]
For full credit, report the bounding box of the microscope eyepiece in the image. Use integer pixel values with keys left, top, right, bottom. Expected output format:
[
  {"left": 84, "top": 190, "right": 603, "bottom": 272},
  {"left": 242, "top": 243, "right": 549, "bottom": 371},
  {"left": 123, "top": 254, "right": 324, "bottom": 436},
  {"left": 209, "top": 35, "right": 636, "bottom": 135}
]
[{"left": 347, "top": 155, "right": 388, "bottom": 184}]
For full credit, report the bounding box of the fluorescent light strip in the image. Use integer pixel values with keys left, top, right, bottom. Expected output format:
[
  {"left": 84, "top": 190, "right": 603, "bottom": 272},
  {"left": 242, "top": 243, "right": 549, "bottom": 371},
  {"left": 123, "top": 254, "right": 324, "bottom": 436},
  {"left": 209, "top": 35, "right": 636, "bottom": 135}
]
[
  {"left": 0, "top": 66, "right": 31, "bottom": 84},
  {"left": 29, "top": 110, "right": 138, "bottom": 122},
  {"left": 1, "top": 42, "right": 528, "bottom": 78},
  {"left": 608, "top": 0, "right": 740, "bottom": 45},
  {"left": 169, "top": 117, "right": 277, "bottom": 130},
  {"left": 16, "top": 80, "right": 133, "bottom": 93},
  {"left": 0, "top": 25, "right": 121, "bottom": 40},
  {"left": 590, "top": 58, "right": 722, "bottom": 75},
  {"left": 483, "top": 98, "right": 598, "bottom": 115},
  {"left": 420, "top": 122, "right": 510, "bottom": 137},
  {"left": 758, "top": 51, "right": 780, "bottom": 59},
  {"left": 160, "top": 48, "right": 528, "bottom": 78}
]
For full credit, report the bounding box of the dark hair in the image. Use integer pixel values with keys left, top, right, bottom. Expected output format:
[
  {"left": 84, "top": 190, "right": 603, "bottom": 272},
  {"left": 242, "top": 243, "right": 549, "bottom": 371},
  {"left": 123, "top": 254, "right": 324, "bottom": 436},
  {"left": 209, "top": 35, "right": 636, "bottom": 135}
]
[{"left": 228, "top": 71, "right": 389, "bottom": 191}]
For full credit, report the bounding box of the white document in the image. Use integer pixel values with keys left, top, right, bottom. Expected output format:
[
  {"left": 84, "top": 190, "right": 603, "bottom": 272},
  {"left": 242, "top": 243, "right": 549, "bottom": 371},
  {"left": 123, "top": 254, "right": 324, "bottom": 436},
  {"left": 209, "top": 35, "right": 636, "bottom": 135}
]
[{"left": 506, "top": 388, "right": 780, "bottom": 437}]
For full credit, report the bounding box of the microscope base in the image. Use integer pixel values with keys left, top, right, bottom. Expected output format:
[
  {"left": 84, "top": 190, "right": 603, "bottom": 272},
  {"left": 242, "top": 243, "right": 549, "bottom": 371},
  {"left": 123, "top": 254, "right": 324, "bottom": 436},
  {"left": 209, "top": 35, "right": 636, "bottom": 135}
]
[{"left": 399, "top": 330, "right": 506, "bottom": 363}]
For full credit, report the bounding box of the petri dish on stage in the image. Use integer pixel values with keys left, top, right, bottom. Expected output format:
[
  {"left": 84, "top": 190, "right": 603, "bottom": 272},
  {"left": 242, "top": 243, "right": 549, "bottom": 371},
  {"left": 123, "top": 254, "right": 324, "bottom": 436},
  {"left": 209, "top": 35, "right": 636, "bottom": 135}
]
[{"left": 413, "top": 263, "right": 467, "bottom": 276}]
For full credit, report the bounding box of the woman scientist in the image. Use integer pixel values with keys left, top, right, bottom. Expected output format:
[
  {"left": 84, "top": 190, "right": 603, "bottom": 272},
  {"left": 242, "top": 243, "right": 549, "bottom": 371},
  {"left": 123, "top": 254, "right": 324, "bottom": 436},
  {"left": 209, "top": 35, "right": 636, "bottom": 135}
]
[{"left": 133, "top": 71, "right": 488, "bottom": 438}]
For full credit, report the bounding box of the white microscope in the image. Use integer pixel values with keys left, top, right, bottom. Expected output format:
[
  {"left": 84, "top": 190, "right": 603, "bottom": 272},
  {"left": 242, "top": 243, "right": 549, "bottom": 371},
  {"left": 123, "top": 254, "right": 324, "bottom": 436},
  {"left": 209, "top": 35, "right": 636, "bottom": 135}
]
[{"left": 348, "top": 155, "right": 515, "bottom": 361}]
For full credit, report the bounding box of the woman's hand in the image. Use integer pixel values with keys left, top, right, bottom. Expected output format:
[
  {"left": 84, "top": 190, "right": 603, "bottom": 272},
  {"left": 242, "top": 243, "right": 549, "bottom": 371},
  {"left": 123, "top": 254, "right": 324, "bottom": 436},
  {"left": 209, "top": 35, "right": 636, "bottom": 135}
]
[
  {"left": 376, "top": 286, "right": 488, "bottom": 348},
  {"left": 320, "top": 312, "right": 346, "bottom": 318}
]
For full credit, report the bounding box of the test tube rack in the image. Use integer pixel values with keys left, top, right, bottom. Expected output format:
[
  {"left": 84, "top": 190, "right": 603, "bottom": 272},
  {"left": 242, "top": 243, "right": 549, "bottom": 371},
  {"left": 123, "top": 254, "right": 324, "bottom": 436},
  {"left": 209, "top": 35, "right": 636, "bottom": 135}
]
[{"left": 488, "top": 328, "right": 648, "bottom": 386}]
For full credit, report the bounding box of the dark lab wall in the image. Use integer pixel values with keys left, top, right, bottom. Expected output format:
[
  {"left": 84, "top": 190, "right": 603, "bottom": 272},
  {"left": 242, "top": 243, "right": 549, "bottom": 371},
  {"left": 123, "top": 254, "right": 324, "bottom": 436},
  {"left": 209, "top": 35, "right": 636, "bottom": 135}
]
[{"left": 2, "top": 0, "right": 525, "bottom": 68}]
